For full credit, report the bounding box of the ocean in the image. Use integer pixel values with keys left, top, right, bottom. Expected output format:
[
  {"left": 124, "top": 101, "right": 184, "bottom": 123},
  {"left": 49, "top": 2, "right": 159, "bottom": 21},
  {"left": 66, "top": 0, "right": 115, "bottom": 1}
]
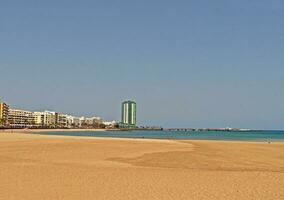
[{"left": 34, "top": 130, "right": 284, "bottom": 141}]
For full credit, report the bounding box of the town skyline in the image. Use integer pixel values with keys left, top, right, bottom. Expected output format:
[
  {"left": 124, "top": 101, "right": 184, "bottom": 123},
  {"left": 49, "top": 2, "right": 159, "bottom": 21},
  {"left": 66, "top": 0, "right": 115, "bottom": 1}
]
[
  {"left": 0, "top": 97, "right": 136, "bottom": 120},
  {"left": 0, "top": 99, "right": 116, "bottom": 129},
  {"left": 1, "top": 97, "right": 283, "bottom": 130}
]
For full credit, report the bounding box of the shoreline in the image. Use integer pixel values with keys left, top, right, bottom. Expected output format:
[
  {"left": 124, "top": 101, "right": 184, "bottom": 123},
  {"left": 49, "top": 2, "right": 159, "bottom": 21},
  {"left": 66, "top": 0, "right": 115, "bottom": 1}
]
[
  {"left": 33, "top": 132, "right": 284, "bottom": 143},
  {"left": 1, "top": 130, "right": 283, "bottom": 143},
  {"left": 32, "top": 129, "right": 284, "bottom": 143},
  {"left": 0, "top": 128, "right": 107, "bottom": 133},
  {"left": 1, "top": 131, "right": 284, "bottom": 153}
]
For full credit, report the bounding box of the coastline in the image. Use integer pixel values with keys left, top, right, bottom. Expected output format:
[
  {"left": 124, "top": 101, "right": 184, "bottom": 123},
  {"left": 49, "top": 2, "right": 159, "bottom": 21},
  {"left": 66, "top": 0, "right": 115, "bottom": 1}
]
[
  {"left": 18, "top": 128, "right": 284, "bottom": 142},
  {"left": 0, "top": 132, "right": 283, "bottom": 200},
  {"left": 0, "top": 128, "right": 107, "bottom": 133},
  {"left": 2, "top": 130, "right": 284, "bottom": 143}
]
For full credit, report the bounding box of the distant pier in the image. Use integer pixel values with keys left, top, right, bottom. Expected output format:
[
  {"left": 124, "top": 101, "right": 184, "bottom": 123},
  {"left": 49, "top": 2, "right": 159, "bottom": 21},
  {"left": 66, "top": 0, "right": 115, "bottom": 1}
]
[{"left": 165, "top": 128, "right": 252, "bottom": 132}]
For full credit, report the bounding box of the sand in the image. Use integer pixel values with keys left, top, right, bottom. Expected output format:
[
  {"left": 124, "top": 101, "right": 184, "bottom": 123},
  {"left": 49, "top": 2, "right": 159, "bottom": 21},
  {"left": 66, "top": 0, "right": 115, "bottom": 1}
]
[{"left": 0, "top": 132, "right": 283, "bottom": 200}]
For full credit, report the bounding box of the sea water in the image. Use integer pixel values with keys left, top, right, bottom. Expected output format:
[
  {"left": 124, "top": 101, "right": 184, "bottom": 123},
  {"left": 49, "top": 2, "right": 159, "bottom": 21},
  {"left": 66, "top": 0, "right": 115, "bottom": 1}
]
[{"left": 35, "top": 130, "right": 284, "bottom": 141}]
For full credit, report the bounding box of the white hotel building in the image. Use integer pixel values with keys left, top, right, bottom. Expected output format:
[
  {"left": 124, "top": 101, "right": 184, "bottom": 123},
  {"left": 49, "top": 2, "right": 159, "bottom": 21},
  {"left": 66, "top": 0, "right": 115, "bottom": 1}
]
[
  {"left": 8, "top": 109, "right": 36, "bottom": 128},
  {"left": 34, "top": 111, "right": 58, "bottom": 127}
]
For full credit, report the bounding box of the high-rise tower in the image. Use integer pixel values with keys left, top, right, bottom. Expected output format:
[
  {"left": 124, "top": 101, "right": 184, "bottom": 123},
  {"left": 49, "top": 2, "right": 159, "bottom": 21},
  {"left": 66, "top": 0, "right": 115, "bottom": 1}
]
[{"left": 121, "top": 100, "right": 136, "bottom": 126}]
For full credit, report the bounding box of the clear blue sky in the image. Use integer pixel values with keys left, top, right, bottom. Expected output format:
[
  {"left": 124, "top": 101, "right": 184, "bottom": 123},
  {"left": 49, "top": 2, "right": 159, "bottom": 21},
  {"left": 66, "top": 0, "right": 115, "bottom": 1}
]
[{"left": 1, "top": 0, "right": 283, "bottom": 129}]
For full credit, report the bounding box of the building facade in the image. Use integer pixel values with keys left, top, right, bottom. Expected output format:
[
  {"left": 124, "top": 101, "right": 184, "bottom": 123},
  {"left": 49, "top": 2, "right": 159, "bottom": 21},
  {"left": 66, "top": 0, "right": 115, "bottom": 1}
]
[
  {"left": 0, "top": 102, "right": 9, "bottom": 126},
  {"left": 121, "top": 100, "right": 136, "bottom": 127},
  {"left": 1, "top": 101, "right": 106, "bottom": 129},
  {"left": 8, "top": 109, "right": 36, "bottom": 128},
  {"left": 80, "top": 117, "right": 103, "bottom": 128},
  {"left": 58, "top": 114, "right": 68, "bottom": 128},
  {"left": 69, "top": 116, "right": 81, "bottom": 128},
  {"left": 34, "top": 111, "right": 58, "bottom": 127}
]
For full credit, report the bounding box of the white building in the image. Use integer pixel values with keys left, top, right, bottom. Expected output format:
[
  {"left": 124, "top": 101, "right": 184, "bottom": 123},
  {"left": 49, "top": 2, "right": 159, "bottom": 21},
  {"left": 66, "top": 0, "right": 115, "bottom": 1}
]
[
  {"left": 67, "top": 116, "right": 81, "bottom": 128},
  {"left": 58, "top": 114, "right": 68, "bottom": 128},
  {"left": 8, "top": 109, "right": 36, "bottom": 128},
  {"left": 80, "top": 116, "right": 102, "bottom": 127},
  {"left": 34, "top": 111, "right": 57, "bottom": 127},
  {"left": 103, "top": 121, "right": 117, "bottom": 126}
]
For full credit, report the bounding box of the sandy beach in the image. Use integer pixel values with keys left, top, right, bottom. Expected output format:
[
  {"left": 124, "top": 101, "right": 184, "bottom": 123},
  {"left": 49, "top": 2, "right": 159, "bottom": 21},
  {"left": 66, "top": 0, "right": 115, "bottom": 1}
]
[{"left": 0, "top": 132, "right": 283, "bottom": 200}]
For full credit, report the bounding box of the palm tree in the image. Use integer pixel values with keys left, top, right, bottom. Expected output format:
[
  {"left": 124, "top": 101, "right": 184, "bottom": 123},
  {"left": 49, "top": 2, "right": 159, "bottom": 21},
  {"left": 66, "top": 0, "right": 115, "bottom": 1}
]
[{"left": 0, "top": 118, "right": 4, "bottom": 127}]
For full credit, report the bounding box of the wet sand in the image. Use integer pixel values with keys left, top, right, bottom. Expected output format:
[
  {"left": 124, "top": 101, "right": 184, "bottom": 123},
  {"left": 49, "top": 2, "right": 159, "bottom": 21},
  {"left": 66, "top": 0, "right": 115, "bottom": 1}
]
[{"left": 0, "top": 132, "right": 283, "bottom": 200}]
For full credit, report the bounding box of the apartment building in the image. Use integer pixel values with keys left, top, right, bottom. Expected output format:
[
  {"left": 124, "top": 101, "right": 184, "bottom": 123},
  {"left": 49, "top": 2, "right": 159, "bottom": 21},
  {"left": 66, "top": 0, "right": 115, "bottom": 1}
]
[
  {"left": 8, "top": 109, "right": 36, "bottom": 128},
  {"left": 34, "top": 111, "right": 58, "bottom": 127},
  {"left": 70, "top": 116, "right": 81, "bottom": 128},
  {"left": 80, "top": 117, "right": 103, "bottom": 128},
  {"left": 0, "top": 102, "right": 9, "bottom": 126},
  {"left": 58, "top": 114, "right": 69, "bottom": 128}
]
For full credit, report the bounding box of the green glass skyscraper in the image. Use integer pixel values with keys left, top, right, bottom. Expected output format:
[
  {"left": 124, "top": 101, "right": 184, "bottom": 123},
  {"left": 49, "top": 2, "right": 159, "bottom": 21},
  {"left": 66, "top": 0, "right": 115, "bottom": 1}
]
[{"left": 121, "top": 100, "right": 136, "bottom": 126}]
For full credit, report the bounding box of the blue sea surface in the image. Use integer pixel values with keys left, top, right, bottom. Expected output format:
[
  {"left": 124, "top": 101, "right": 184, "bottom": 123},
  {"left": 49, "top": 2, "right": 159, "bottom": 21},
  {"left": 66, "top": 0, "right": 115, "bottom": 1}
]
[{"left": 34, "top": 130, "right": 284, "bottom": 141}]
